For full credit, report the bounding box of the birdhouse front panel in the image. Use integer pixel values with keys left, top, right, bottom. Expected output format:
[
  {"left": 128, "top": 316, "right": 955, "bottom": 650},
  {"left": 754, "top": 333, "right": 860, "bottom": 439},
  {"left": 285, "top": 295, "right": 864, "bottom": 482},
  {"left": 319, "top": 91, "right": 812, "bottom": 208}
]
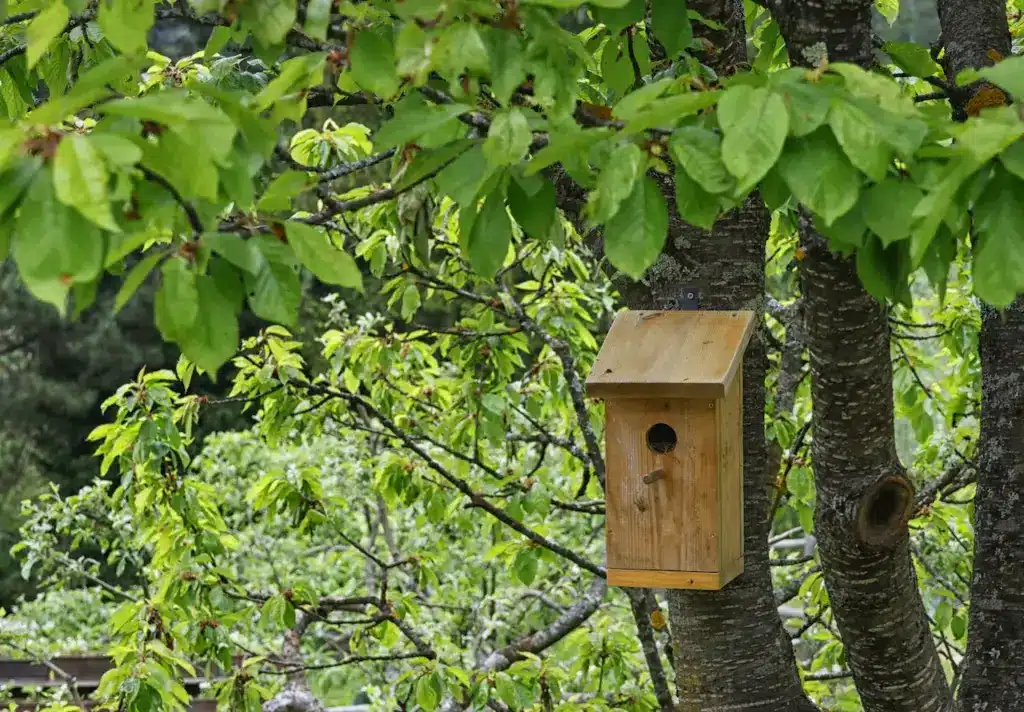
[
  {"left": 605, "top": 397, "right": 720, "bottom": 574},
  {"left": 585, "top": 309, "right": 754, "bottom": 591}
]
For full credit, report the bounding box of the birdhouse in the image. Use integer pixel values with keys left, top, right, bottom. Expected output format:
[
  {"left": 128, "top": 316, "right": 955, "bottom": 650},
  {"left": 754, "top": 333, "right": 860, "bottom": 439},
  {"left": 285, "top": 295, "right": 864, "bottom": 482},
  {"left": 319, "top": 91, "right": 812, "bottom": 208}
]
[{"left": 585, "top": 310, "right": 755, "bottom": 590}]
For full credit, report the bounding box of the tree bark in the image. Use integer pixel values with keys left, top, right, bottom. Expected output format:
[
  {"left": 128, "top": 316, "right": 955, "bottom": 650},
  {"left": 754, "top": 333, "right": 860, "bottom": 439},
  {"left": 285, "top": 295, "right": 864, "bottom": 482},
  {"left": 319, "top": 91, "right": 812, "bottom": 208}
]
[
  {"left": 796, "top": 229, "right": 952, "bottom": 712},
  {"left": 936, "top": 0, "right": 1011, "bottom": 79},
  {"left": 773, "top": 4, "right": 953, "bottom": 711},
  {"left": 932, "top": 3, "right": 1023, "bottom": 710},
  {"left": 616, "top": 5, "right": 813, "bottom": 710},
  {"left": 958, "top": 305, "right": 1024, "bottom": 711}
]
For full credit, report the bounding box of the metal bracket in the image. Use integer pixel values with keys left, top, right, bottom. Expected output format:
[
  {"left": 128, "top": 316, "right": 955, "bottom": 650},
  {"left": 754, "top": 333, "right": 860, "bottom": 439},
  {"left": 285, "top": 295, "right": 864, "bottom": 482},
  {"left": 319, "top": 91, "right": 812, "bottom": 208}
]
[{"left": 678, "top": 285, "right": 701, "bottom": 311}]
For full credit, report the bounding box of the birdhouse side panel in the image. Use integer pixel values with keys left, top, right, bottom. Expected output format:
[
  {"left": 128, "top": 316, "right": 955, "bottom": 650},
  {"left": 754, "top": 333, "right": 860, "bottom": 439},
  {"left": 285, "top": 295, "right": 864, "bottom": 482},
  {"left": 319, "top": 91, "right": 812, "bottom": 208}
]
[
  {"left": 716, "top": 369, "right": 745, "bottom": 575},
  {"left": 604, "top": 398, "right": 720, "bottom": 573}
]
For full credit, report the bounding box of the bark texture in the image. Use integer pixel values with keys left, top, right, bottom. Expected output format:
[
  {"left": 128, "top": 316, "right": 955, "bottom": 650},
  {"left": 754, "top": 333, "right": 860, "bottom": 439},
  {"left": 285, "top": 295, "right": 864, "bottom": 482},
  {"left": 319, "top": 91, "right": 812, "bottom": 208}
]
[
  {"left": 934, "top": 3, "right": 1023, "bottom": 709},
  {"left": 612, "top": 6, "right": 812, "bottom": 709},
  {"left": 773, "top": 3, "right": 953, "bottom": 710},
  {"left": 936, "top": 0, "right": 1011, "bottom": 79},
  {"left": 770, "top": 0, "right": 875, "bottom": 67},
  {"left": 797, "top": 230, "right": 952, "bottom": 712},
  {"left": 639, "top": 194, "right": 812, "bottom": 712},
  {"left": 958, "top": 306, "right": 1024, "bottom": 711}
]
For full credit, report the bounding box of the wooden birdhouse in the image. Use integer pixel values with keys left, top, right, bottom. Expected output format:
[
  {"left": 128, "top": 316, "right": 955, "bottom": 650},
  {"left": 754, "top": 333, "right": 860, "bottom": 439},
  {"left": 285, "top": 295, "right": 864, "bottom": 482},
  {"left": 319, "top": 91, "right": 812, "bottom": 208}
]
[{"left": 585, "top": 310, "right": 755, "bottom": 590}]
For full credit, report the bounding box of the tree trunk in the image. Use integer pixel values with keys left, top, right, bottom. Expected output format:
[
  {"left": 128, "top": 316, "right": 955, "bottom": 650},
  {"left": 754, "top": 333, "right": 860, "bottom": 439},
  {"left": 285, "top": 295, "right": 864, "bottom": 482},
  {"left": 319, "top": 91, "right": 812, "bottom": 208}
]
[
  {"left": 774, "top": 3, "right": 953, "bottom": 710},
  {"left": 935, "top": 0, "right": 1011, "bottom": 79},
  {"left": 618, "top": 4, "right": 814, "bottom": 709},
  {"left": 932, "top": 3, "right": 1022, "bottom": 709},
  {"left": 797, "top": 227, "right": 952, "bottom": 712}
]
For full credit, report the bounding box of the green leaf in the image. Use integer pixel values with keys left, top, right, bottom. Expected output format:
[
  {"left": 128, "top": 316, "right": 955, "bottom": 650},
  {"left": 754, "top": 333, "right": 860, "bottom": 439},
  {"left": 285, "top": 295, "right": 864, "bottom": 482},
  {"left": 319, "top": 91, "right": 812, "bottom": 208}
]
[
  {"left": 650, "top": 0, "right": 692, "bottom": 56},
  {"left": 400, "top": 283, "right": 421, "bottom": 320},
  {"left": 778, "top": 129, "right": 861, "bottom": 225},
  {"left": 592, "top": 0, "right": 645, "bottom": 33},
  {"left": 909, "top": 159, "right": 975, "bottom": 263},
  {"left": 180, "top": 274, "right": 240, "bottom": 374},
  {"left": 775, "top": 79, "right": 830, "bottom": 137},
  {"left": 0, "top": 221, "right": 10, "bottom": 262},
  {"left": 600, "top": 33, "right": 647, "bottom": 97},
  {"left": 951, "top": 613, "right": 967, "bottom": 641},
  {"left": 673, "top": 167, "right": 720, "bottom": 229},
  {"left": 244, "top": 242, "right": 302, "bottom": 326},
  {"left": 856, "top": 235, "right": 909, "bottom": 305},
  {"left": 38, "top": 37, "right": 70, "bottom": 97},
  {"left": 350, "top": 28, "right": 400, "bottom": 99},
  {"left": 876, "top": 0, "right": 899, "bottom": 24},
  {"left": 1000, "top": 141, "right": 1024, "bottom": 180},
  {"left": 979, "top": 56, "right": 1024, "bottom": 99},
  {"left": 285, "top": 222, "right": 364, "bottom": 291},
  {"left": 239, "top": 0, "right": 297, "bottom": 46},
  {"left": 114, "top": 251, "right": 164, "bottom": 313},
  {"left": 605, "top": 175, "right": 668, "bottom": 279},
  {"left": 484, "top": 108, "right": 532, "bottom": 166},
  {"left": 0, "top": 128, "right": 25, "bottom": 173},
  {"left": 590, "top": 141, "right": 644, "bottom": 223},
  {"left": 26, "top": 1, "right": 69, "bottom": 70},
  {"left": 669, "top": 126, "right": 733, "bottom": 194},
  {"left": 486, "top": 30, "right": 527, "bottom": 105},
  {"left": 304, "top": 0, "right": 332, "bottom": 41},
  {"left": 524, "top": 127, "right": 613, "bottom": 177},
  {"left": 623, "top": 90, "right": 721, "bottom": 134},
  {"left": 465, "top": 188, "right": 512, "bottom": 279},
  {"left": 611, "top": 78, "right": 673, "bottom": 121},
  {"left": 209, "top": 256, "right": 245, "bottom": 314},
  {"left": 415, "top": 672, "right": 443, "bottom": 712},
  {"left": 972, "top": 171, "right": 1024, "bottom": 308},
  {"left": 373, "top": 96, "right": 471, "bottom": 150},
  {"left": 97, "top": 0, "right": 155, "bottom": 54},
  {"left": 204, "top": 26, "right": 234, "bottom": 58},
  {"left": 436, "top": 145, "right": 497, "bottom": 205},
  {"left": 513, "top": 548, "right": 539, "bottom": 585},
  {"left": 935, "top": 599, "right": 953, "bottom": 629},
  {"left": 953, "top": 114, "right": 1024, "bottom": 165},
  {"left": 759, "top": 166, "right": 790, "bottom": 212},
  {"left": 12, "top": 166, "right": 103, "bottom": 314},
  {"left": 89, "top": 133, "right": 143, "bottom": 167},
  {"left": 813, "top": 204, "right": 866, "bottom": 249},
  {"left": 718, "top": 86, "right": 789, "bottom": 193},
  {"left": 883, "top": 41, "right": 941, "bottom": 78},
  {"left": 394, "top": 139, "right": 473, "bottom": 191},
  {"left": 254, "top": 53, "right": 326, "bottom": 110},
  {"left": 28, "top": 56, "right": 145, "bottom": 126},
  {"left": 829, "top": 100, "right": 892, "bottom": 182},
  {"left": 53, "top": 134, "right": 120, "bottom": 232},
  {"left": 0, "top": 158, "right": 43, "bottom": 218},
  {"left": 155, "top": 258, "right": 199, "bottom": 341},
  {"left": 862, "top": 177, "right": 923, "bottom": 245},
  {"left": 257, "top": 171, "right": 311, "bottom": 213},
  {"left": 100, "top": 92, "right": 237, "bottom": 165},
  {"left": 508, "top": 175, "right": 556, "bottom": 240},
  {"left": 203, "top": 233, "right": 263, "bottom": 275}
]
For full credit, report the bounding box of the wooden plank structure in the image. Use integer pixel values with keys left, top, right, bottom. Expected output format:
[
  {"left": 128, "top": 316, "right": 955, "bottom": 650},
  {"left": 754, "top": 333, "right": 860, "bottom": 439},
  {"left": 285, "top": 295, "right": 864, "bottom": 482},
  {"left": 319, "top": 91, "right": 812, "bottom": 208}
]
[
  {"left": 0, "top": 656, "right": 220, "bottom": 712},
  {"left": 0, "top": 656, "right": 371, "bottom": 712},
  {"left": 586, "top": 310, "right": 755, "bottom": 590}
]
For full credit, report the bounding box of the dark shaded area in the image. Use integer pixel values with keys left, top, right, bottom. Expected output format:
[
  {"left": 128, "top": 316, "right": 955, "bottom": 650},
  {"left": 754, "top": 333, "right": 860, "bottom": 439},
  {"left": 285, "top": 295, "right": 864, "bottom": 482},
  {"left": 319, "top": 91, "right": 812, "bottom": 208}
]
[{"left": 0, "top": 264, "right": 264, "bottom": 606}]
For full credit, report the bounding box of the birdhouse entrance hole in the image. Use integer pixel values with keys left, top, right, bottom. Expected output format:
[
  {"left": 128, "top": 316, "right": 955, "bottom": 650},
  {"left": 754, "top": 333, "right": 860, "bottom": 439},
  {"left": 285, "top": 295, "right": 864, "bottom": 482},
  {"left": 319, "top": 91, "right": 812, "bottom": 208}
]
[{"left": 646, "top": 423, "right": 677, "bottom": 454}]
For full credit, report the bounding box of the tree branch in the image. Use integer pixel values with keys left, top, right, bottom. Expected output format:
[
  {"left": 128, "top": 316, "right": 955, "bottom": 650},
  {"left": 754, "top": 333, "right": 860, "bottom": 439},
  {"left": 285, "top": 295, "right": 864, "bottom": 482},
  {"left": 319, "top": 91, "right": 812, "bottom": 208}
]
[{"left": 137, "top": 165, "right": 205, "bottom": 237}]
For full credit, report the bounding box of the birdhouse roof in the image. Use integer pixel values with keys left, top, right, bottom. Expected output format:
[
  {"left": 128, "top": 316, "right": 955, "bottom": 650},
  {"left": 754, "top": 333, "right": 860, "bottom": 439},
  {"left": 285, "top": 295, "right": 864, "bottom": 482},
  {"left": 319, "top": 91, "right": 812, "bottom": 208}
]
[{"left": 586, "top": 310, "right": 756, "bottom": 400}]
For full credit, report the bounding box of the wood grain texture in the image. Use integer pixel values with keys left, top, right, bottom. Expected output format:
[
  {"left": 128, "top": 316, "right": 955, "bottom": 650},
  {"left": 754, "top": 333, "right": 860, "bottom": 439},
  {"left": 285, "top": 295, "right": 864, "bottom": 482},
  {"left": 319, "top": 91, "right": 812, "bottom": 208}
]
[
  {"left": 586, "top": 310, "right": 756, "bottom": 400},
  {"left": 608, "top": 567, "right": 740, "bottom": 590},
  {"left": 605, "top": 398, "right": 720, "bottom": 574},
  {"left": 716, "top": 369, "right": 744, "bottom": 573}
]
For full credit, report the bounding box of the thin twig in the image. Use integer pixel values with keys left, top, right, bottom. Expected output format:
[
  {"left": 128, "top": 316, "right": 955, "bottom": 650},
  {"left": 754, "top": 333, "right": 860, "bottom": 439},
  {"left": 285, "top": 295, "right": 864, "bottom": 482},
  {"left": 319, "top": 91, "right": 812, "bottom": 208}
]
[{"left": 138, "top": 165, "right": 205, "bottom": 237}]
